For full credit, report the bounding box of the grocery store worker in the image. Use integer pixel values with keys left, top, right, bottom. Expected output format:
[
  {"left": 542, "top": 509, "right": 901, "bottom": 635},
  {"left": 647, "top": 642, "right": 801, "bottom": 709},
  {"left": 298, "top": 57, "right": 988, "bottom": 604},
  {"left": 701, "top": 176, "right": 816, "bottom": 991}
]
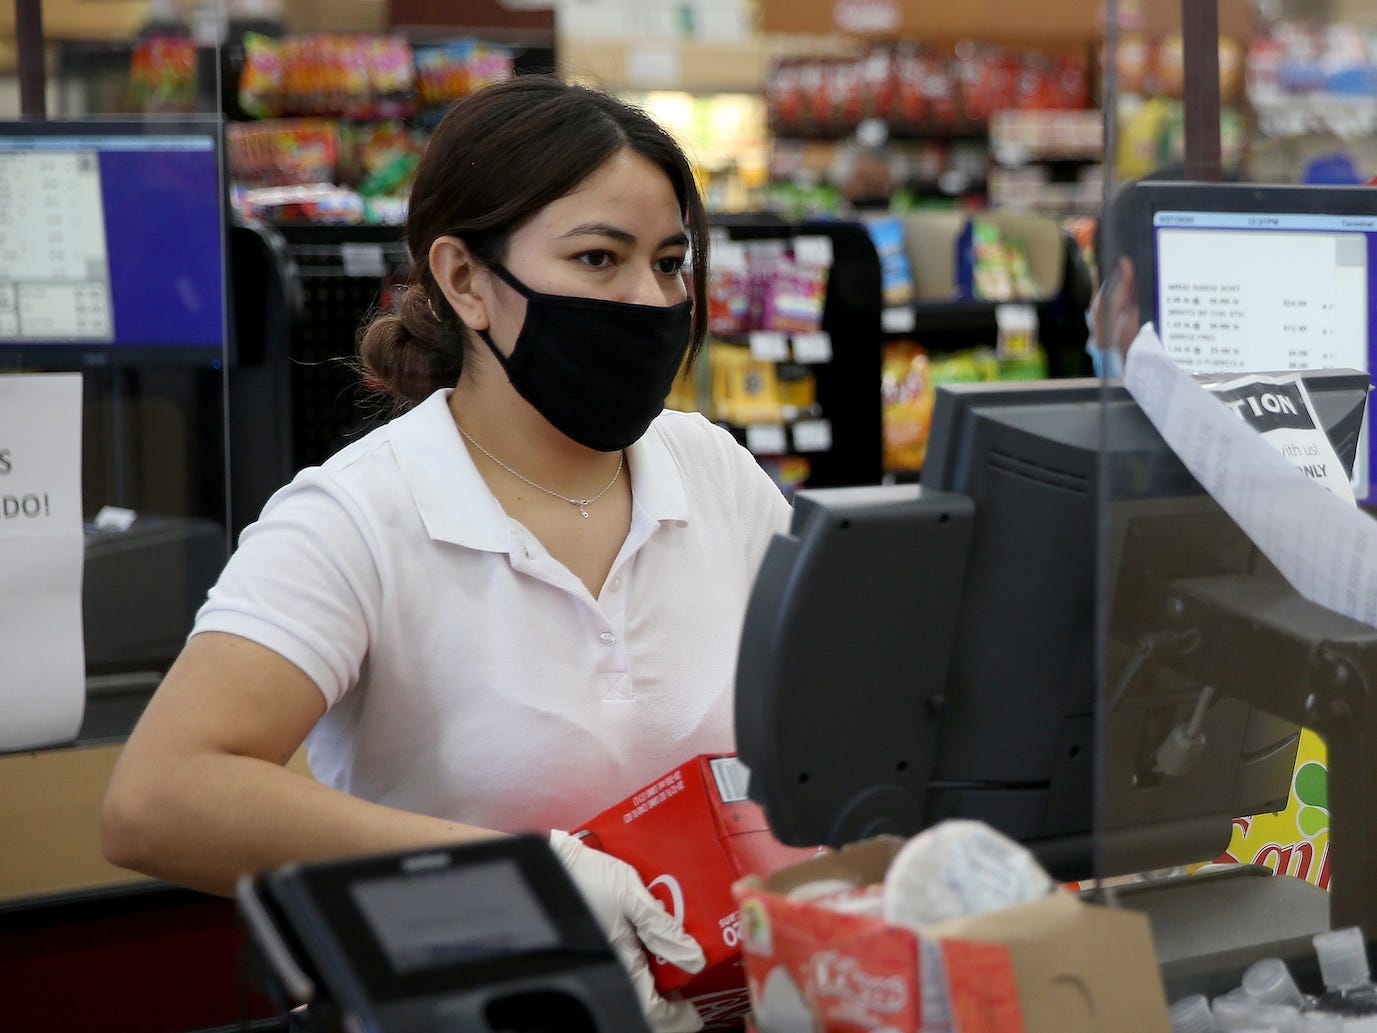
[
  {"left": 1086, "top": 180, "right": 1142, "bottom": 379},
  {"left": 836, "top": 117, "right": 899, "bottom": 211},
  {"left": 1087, "top": 165, "right": 1193, "bottom": 377},
  {"left": 101, "top": 74, "right": 793, "bottom": 1032}
]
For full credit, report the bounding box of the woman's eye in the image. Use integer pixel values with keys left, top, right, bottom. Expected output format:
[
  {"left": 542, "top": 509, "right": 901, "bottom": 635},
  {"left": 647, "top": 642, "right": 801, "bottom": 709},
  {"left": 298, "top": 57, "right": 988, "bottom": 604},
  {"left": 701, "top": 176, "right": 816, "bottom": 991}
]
[
  {"left": 656, "top": 255, "right": 686, "bottom": 275},
  {"left": 578, "top": 250, "right": 615, "bottom": 268}
]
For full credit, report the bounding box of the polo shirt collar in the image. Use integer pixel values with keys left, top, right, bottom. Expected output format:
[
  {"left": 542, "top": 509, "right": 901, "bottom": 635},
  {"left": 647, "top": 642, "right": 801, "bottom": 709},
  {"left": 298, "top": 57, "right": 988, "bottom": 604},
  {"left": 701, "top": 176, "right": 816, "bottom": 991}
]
[
  {"left": 390, "top": 392, "right": 691, "bottom": 549},
  {"left": 389, "top": 389, "right": 511, "bottom": 552}
]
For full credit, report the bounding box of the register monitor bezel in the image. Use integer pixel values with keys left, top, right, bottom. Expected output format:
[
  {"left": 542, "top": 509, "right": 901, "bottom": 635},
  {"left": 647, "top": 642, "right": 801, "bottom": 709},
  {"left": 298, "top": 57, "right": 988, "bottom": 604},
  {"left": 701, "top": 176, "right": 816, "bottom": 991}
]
[{"left": 0, "top": 115, "right": 234, "bottom": 370}]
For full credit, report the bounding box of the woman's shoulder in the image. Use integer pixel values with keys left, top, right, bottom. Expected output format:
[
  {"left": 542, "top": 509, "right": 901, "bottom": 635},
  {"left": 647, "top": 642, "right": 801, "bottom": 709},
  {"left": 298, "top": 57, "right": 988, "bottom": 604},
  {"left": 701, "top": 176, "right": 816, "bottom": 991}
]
[
  {"left": 648, "top": 407, "right": 739, "bottom": 455},
  {"left": 261, "top": 397, "right": 448, "bottom": 527},
  {"left": 646, "top": 408, "right": 778, "bottom": 490},
  {"left": 295, "top": 392, "right": 451, "bottom": 495}
]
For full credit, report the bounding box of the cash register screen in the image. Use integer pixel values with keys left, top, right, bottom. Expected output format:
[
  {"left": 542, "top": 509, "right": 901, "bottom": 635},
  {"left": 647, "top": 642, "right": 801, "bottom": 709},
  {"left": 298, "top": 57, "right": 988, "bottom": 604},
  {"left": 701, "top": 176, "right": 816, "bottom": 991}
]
[
  {"left": 0, "top": 119, "right": 228, "bottom": 368},
  {"left": 350, "top": 859, "right": 562, "bottom": 975},
  {"left": 1137, "top": 182, "right": 1377, "bottom": 500}
]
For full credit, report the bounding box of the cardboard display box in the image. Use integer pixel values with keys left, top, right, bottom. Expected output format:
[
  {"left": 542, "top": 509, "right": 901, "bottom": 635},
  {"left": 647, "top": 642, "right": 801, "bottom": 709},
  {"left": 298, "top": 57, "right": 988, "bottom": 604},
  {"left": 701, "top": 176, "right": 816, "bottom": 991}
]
[
  {"left": 900, "top": 210, "right": 1068, "bottom": 303},
  {"left": 734, "top": 836, "right": 1172, "bottom": 1033},
  {"left": 574, "top": 754, "right": 821, "bottom": 1029}
]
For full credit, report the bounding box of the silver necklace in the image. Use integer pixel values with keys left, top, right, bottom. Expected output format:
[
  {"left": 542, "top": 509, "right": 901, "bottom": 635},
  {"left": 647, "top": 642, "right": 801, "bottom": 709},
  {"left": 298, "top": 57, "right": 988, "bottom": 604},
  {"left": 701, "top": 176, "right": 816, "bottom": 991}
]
[{"left": 456, "top": 423, "right": 624, "bottom": 519}]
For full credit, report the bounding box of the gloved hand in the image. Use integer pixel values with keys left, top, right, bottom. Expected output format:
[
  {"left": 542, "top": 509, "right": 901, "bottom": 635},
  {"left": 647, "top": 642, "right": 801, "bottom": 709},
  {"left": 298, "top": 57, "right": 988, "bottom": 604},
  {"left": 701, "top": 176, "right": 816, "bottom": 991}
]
[{"left": 549, "top": 829, "right": 706, "bottom": 1032}]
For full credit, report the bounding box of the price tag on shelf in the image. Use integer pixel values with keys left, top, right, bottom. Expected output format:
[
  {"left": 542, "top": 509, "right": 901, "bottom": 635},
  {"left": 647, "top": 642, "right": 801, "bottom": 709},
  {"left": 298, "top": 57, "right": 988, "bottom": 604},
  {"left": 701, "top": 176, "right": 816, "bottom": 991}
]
[
  {"left": 712, "top": 239, "right": 748, "bottom": 273},
  {"left": 793, "top": 235, "right": 834, "bottom": 268},
  {"left": 745, "top": 424, "right": 789, "bottom": 456},
  {"left": 749, "top": 330, "right": 790, "bottom": 362},
  {"left": 341, "top": 243, "right": 387, "bottom": 279},
  {"left": 790, "top": 331, "right": 832, "bottom": 364},
  {"left": 882, "top": 306, "right": 916, "bottom": 334},
  {"left": 792, "top": 418, "right": 833, "bottom": 453}
]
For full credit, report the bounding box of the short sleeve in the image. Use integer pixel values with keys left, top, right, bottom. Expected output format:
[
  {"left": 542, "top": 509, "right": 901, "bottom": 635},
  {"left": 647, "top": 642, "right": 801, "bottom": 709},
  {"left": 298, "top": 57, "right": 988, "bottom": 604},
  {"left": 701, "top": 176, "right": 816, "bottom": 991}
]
[
  {"left": 191, "top": 470, "right": 383, "bottom": 707},
  {"left": 713, "top": 422, "right": 795, "bottom": 572}
]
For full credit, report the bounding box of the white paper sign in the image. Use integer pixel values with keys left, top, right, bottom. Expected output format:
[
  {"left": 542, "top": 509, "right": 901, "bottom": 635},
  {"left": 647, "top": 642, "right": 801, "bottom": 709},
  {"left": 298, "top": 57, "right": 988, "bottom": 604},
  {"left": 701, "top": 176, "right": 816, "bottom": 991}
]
[
  {"left": 1124, "top": 325, "right": 1377, "bottom": 628},
  {"left": 1200, "top": 372, "right": 1355, "bottom": 505},
  {"left": 0, "top": 373, "right": 85, "bottom": 750}
]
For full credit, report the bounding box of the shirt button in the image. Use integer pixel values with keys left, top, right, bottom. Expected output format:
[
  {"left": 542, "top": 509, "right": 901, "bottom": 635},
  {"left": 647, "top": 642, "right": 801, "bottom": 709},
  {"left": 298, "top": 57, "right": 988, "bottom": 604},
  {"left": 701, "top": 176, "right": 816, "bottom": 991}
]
[
  {"left": 610, "top": 576, "right": 623, "bottom": 592},
  {"left": 599, "top": 631, "right": 616, "bottom": 646}
]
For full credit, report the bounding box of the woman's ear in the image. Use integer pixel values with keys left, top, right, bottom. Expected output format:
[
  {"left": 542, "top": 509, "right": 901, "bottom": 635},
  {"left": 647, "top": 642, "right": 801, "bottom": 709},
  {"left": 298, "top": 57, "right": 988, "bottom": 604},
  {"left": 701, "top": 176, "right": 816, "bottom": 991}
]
[{"left": 429, "top": 236, "right": 490, "bottom": 332}]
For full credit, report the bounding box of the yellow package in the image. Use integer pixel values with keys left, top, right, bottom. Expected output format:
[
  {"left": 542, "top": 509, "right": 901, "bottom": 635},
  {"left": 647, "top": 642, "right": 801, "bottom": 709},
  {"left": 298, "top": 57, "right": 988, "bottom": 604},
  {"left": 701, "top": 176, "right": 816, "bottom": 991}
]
[
  {"left": 881, "top": 341, "right": 934, "bottom": 473},
  {"left": 709, "top": 344, "right": 784, "bottom": 425},
  {"left": 665, "top": 347, "right": 706, "bottom": 413},
  {"left": 929, "top": 346, "right": 1000, "bottom": 386},
  {"left": 777, "top": 363, "right": 818, "bottom": 415}
]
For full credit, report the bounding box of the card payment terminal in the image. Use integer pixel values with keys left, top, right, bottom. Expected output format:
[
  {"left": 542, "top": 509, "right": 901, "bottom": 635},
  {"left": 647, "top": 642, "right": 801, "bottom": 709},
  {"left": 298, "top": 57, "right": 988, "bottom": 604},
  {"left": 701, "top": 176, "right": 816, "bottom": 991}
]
[{"left": 237, "top": 833, "right": 652, "bottom": 1033}]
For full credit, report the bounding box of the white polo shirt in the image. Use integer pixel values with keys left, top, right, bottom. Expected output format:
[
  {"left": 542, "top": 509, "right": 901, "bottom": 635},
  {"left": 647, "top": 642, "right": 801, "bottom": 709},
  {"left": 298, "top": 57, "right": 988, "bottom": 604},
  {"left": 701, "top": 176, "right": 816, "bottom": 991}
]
[{"left": 193, "top": 389, "right": 793, "bottom": 834}]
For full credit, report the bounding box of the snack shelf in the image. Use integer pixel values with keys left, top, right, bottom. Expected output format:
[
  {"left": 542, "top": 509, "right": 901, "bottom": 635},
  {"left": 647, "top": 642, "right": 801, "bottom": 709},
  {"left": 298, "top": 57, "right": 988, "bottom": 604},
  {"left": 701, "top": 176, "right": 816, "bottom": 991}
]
[
  {"left": 708, "top": 216, "right": 884, "bottom": 488},
  {"left": 987, "top": 109, "right": 1105, "bottom": 216},
  {"left": 1253, "top": 95, "right": 1377, "bottom": 142},
  {"left": 883, "top": 298, "right": 1069, "bottom": 337},
  {"left": 273, "top": 233, "right": 412, "bottom": 278},
  {"left": 716, "top": 415, "right": 834, "bottom": 457}
]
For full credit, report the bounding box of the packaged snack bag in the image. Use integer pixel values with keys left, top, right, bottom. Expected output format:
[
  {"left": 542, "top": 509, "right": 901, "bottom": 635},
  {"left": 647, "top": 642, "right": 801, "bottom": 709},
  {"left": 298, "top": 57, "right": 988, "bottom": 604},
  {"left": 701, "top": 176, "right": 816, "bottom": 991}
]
[
  {"left": 131, "top": 34, "right": 198, "bottom": 114},
  {"left": 881, "top": 342, "right": 933, "bottom": 473},
  {"left": 863, "top": 218, "right": 915, "bottom": 307}
]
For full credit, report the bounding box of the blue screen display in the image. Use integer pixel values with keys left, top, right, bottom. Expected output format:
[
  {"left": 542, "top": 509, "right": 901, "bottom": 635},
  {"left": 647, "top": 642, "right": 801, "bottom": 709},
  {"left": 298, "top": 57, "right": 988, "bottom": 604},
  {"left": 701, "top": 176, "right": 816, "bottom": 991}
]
[{"left": 0, "top": 124, "right": 227, "bottom": 364}]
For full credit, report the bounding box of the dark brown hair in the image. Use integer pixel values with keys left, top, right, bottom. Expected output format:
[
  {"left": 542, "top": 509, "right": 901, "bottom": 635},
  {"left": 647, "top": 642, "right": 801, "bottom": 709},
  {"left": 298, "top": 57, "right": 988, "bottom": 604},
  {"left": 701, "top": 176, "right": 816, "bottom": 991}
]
[{"left": 358, "top": 74, "right": 710, "bottom": 409}]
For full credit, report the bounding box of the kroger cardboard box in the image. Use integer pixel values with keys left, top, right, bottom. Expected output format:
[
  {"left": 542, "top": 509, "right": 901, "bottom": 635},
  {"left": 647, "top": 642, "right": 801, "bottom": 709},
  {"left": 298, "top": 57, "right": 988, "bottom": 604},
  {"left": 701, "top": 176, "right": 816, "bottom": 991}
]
[
  {"left": 574, "top": 754, "right": 820, "bottom": 1029},
  {"left": 733, "top": 836, "right": 1172, "bottom": 1033}
]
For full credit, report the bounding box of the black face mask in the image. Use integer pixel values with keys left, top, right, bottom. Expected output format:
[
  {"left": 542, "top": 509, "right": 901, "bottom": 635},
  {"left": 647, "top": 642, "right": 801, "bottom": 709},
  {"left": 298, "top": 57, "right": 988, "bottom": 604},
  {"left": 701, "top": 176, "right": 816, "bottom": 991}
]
[{"left": 475, "top": 262, "right": 693, "bottom": 452}]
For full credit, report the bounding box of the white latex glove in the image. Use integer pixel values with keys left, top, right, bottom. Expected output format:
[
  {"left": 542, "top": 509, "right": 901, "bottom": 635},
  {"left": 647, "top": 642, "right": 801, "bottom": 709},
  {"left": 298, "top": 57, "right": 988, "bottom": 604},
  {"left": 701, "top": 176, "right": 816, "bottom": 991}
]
[{"left": 549, "top": 829, "right": 706, "bottom": 1033}]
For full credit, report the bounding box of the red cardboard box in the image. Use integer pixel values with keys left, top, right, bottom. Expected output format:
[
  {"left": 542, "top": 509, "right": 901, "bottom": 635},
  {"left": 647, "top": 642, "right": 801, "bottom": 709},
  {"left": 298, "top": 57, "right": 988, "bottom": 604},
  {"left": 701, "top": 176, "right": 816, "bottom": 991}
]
[
  {"left": 574, "top": 754, "right": 821, "bottom": 1029},
  {"left": 733, "top": 836, "right": 1171, "bottom": 1033}
]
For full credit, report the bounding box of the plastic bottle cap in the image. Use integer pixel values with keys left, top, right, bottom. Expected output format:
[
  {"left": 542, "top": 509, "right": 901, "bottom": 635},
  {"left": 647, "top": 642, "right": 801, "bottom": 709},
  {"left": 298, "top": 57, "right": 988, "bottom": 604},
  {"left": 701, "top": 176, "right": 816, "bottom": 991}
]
[
  {"left": 1168, "top": 993, "right": 1213, "bottom": 1033},
  {"left": 1242, "top": 957, "right": 1305, "bottom": 1007},
  {"left": 1314, "top": 926, "right": 1372, "bottom": 990}
]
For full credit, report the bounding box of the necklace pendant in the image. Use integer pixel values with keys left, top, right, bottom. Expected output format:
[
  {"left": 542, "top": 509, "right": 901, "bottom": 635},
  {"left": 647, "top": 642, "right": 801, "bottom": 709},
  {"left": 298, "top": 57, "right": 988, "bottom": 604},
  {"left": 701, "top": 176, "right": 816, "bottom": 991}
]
[{"left": 578, "top": 505, "right": 590, "bottom": 519}]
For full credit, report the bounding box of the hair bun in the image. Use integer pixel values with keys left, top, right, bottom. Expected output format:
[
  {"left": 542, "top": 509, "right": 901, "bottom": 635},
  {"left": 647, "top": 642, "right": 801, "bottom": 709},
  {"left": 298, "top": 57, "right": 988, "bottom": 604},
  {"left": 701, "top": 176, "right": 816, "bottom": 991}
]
[{"left": 357, "top": 286, "right": 464, "bottom": 408}]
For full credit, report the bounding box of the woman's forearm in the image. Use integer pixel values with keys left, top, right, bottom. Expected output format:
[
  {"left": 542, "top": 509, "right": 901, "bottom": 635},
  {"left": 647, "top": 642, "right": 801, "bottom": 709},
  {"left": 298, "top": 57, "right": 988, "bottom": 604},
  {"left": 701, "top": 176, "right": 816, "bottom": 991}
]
[{"left": 101, "top": 748, "right": 504, "bottom": 897}]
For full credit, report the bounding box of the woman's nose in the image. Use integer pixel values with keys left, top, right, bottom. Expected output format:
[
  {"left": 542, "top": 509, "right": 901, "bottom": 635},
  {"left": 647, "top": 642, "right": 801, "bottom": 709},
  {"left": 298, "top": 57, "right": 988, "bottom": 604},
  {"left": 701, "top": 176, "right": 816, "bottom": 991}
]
[{"left": 623, "top": 265, "right": 676, "bottom": 307}]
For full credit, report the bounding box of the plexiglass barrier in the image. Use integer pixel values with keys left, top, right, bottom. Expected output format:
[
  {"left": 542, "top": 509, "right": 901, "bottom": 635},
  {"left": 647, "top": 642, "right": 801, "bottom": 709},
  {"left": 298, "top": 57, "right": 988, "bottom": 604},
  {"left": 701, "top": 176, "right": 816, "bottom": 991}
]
[{"left": 1096, "top": 0, "right": 1377, "bottom": 1001}]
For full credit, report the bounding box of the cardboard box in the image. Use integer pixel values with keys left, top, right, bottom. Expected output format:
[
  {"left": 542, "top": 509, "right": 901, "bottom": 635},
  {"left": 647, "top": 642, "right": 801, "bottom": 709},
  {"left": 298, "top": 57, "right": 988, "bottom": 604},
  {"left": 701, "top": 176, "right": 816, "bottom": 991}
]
[
  {"left": 574, "top": 754, "right": 822, "bottom": 1029},
  {"left": 900, "top": 211, "right": 1067, "bottom": 303},
  {"left": 733, "top": 836, "right": 1172, "bottom": 1033}
]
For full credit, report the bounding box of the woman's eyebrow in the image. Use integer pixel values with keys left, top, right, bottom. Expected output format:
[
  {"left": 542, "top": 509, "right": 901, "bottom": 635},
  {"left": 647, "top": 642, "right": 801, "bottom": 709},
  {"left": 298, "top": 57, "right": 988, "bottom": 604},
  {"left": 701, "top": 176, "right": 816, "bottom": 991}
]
[
  {"left": 561, "top": 223, "right": 688, "bottom": 249},
  {"left": 561, "top": 222, "right": 635, "bottom": 243}
]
